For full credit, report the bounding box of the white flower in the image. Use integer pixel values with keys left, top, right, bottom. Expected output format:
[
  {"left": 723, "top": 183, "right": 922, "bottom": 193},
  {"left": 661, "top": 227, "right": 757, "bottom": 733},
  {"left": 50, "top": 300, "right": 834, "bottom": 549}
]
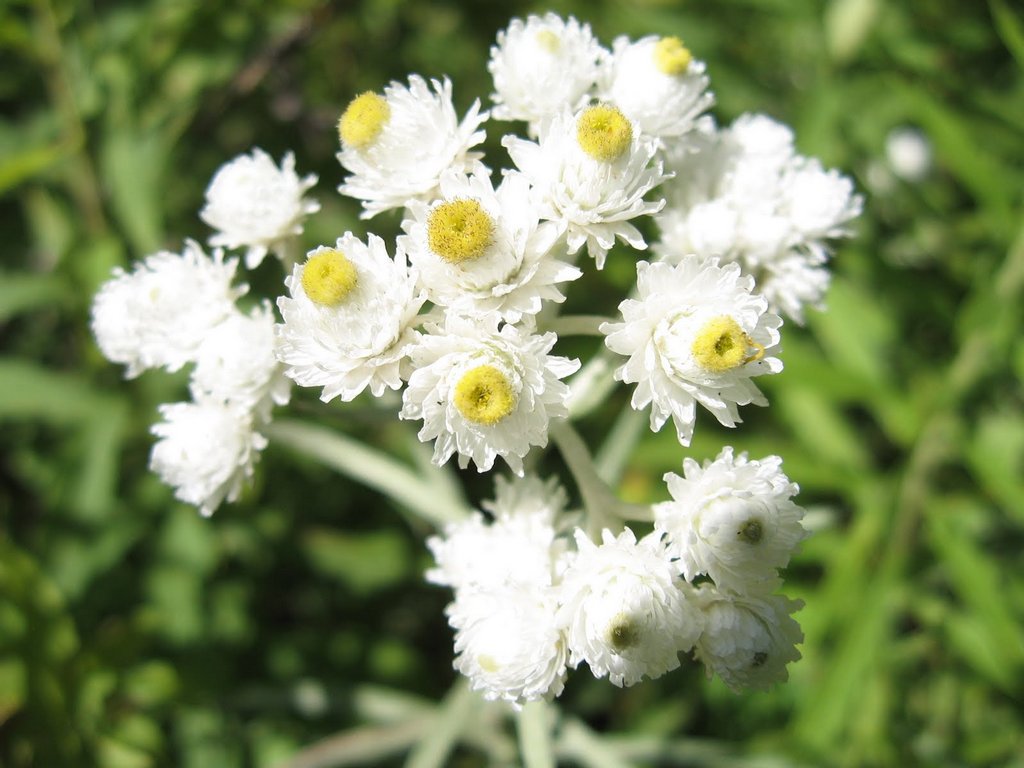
[
  {"left": 556, "top": 528, "right": 704, "bottom": 687},
  {"left": 488, "top": 13, "right": 605, "bottom": 134},
  {"left": 504, "top": 104, "right": 669, "bottom": 269},
  {"left": 655, "top": 113, "right": 862, "bottom": 323},
  {"left": 200, "top": 148, "right": 320, "bottom": 269},
  {"left": 654, "top": 447, "right": 807, "bottom": 593},
  {"left": 885, "top": 126, "right": 931, "bottom": 182},
  {"left": 91, "top": 240, "right": 245, "bottom": 378},
  {"left": 601, "top": 257, "right": 783, "bottom": 447},
  {"left": 400, "top": 314, "right": 580, "bottom": 475},
  {"left": 482, "top": 473, "right": 569, "bottom": 526},
  {"left": 399, "top": 169, "right": 580, "bottom": 322},
  {"left": 275, "top": 234, "right": 425, "bottom": 402},
  {"left": 448, "top": 586, "right": 568, "bottom": 707},
  {"left": 693, "top": 586, "right": 803, "bottom": 692},
  {"left": 336, "top": 76, "right": 488, "bottom": 218},
  {"left": 599, "top": 35, "right": 713, "bottom": 144},
  {"left": 190, "top": 304, "right": 291, "bottom": 421},
  {"left": 426, "top": 509, "right": 560, "bottom": 593},
  {"left": 149, "top": 400, "right": 267, "bottom": 516}
]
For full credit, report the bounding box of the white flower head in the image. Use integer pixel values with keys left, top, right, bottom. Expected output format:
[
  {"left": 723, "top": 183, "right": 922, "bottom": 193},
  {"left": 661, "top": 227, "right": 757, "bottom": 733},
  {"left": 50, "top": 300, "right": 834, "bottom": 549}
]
[
  {"left": 656, "top": 113, "right": 862, "bottom": 323},
  {"left": 482, "top": 473, "right": 569, "bottom": 526},
  {"left": 399, "top": 169, "right": 580, "bottom": 322},
  {"left": 489, "top": 13, "right": 605, "bottom": 134},
  {"left": 885, "top": 126, "right": 931, "bottom": 182},
  {"left": 336, "top": 76, "right": 488, "bottom": 218},
  {"left": 600, "top": 35, "right": 714, "bottom": 144},
  {"left": 400, "top": 313, "right": 580, "bottom": 475},
  {"left": 694, "top": 586, "right": 804, "bottom": 692},
  {"left": 504, "top": 104, "right": 669, "bottom": 269},
  {"left": 149, "top": 401, "right": 267, "bottom": 516},
  {"left": 448, "top": 586, "right": 568, "bottom": 707},
  {"left": 275, "top": 234, "right": 425, "bottom": 402},
  {"left": 426, "top": 508, "right": 560, "bottom": 593},
  {"left": 654, "top": 447, "right": 807, "bottom": 593},
  {"left": 200, "top": 148, "right": 320, "bottom": 269},
  {"left": 557, "top": 528, "right": 704, "bottom": 687},
  {"left": 190, "top": 303, "right": 291, "bottom": 421},
  {"left": 91, "top": 240, "right": 246, "bottom": 378},
  {"left": 602, "top": 257, "right": 783, "bottom": 446}
]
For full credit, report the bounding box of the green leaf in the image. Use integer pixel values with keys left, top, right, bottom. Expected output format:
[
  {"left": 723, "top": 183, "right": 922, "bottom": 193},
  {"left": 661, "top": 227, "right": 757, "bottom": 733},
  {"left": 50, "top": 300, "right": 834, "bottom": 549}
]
[
  {"left": 826, "top": 0, "right": 880, "bottom": 62},
  {"left": 0, "top": 272, "right": 67, "bottom": 323},
  {"left": 991, "top": 0, "right": 1024, "bottom": 69},
  {"left": 301, "top": 528, "right": 410, "bottom": 595}
]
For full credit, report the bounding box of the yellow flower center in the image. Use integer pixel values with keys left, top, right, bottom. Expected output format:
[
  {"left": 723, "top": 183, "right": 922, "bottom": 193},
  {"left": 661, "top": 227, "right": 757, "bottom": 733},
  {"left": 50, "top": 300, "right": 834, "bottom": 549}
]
[
  {"left": 653, "top": 36, "right": 693, "bottom": 76},
  {"left": 338, "top": 92, "right": 390, "bottom": 149},
  {"left": 301, "top": 249, "right": 358, "bottom": 307},
  {"left": 427, "top": 199, "right": 495, "bottom": 264},
  {"left": 691, "top": 315, "right": 764, "bottom": 373},
  {"left": 535, "top": 29, "right": 561, "bottom": 53},
  {"left": 453, "top": 365, "right": 516, "bottom": 425},
  {"left": 607, "top": 614, "right": 640, "bottom": 651},
  {"left": 576, "top": 104, "right": 633, "bottom": 163}
]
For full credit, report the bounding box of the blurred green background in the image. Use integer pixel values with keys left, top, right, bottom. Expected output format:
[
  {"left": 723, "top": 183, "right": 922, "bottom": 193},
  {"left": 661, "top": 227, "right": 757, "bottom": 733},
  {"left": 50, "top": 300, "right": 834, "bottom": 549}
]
[{"left": 2, "top": 0, "right": 1023, "bottom": 765}]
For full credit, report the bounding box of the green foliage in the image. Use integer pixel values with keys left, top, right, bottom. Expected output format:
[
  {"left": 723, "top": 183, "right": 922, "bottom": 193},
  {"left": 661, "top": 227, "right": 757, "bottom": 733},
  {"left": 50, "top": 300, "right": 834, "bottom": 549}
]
[{"left": 2, "top": 0, "right": 1022, "bottom": 766}]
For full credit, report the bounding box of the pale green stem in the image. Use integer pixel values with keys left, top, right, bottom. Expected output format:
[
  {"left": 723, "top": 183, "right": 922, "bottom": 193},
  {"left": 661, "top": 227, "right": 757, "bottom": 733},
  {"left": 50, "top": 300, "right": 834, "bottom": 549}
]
[
  {"left": 517, "top": 699, "right": 556, "bottom": 768},
  {"left": 265, "top": 419, "right": 470, "bottom": 527},
  {"left": 544, "top": 315, "right": 611, "bottom": 337},
  {"left": 566, "top": 348, "right": 619, "bottom": 419},
  {"left": 277, "top": 719, "right": 432, "bottom": 768},
  {"left": 556, "top": 719, "right": 633, "bottom": 768},
  {"left": 594, "top": 406, "right": 647, "bottom": 486},
  {"left": 550, "top": 421, "right": 653, "bottom": 539},
  {"left": 404, "top": 678, "right": 477, "bottom": 768}
]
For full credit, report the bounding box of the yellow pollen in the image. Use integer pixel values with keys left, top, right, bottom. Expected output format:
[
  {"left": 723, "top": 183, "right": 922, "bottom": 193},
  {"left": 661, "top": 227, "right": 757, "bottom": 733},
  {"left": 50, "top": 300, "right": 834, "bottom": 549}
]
[
  {"left": 536, "top": 29, "right": 561, "bottom": 53},
  {"left": 453, "top": 365, "right": 516, "bottom": 425},
  {"left": 427, "top": 199, "right": 495, "bottom": 264},
  {"left": 301, "top": 249, "right": 358, "bottom": 307},
  {"left": 338, "top": 92, "right": 390, "bottom": 149},
  {"left": 653, "top": 36, "right": 693, "bottom": 76},
  {"left": 691, "top": 315, "right": 763, "bottom": 373},
  {"left": 576, "top": 104, "right": 633, "bottom": 163}
]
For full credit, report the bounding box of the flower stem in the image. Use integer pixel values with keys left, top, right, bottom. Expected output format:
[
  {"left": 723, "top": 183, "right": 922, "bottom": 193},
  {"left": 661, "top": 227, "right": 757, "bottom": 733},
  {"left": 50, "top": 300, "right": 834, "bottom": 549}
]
[{"left": 266, "top": 419, "right": 470, "bottom": 526}]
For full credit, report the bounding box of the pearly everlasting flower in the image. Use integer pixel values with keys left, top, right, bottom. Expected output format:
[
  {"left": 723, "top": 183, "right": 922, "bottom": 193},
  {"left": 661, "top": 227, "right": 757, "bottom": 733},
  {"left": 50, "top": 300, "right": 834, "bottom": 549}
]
[
  {"left": 489, "top": 13, "right": 605, "bottom": 134},
  {"left": 200, "top": 148, "right": 320, "bottom": 269},
  {"left": 426, "top": 507, "right": 560, "bottom": 592},
  {"left": 91, "top": 241, "right": 246, "bottom": 378},
  {"left": 654, "top": 447, "right": 807, "bottom": 593},
  {"left": 400, "top": 313, "right": 580, "bottom": 475},
  {"left": 602, "top": 257, "right": 782, "bottom": 447},
  {"left": 504, "top": 104, "right": 669, "bottom": 268},
  {"left": 557, "top": 528, "right": 704, "bottom": 687},
  {"left": 599, "top": 35, "right": 713, "bottom": 145},
  {"left": 482, "top": 473, "right": 569, "bottom": 526},
  {"left": 656, "top": 113, "right": 862, "bottom": 322},
  {"left": 336, "top": 76, "right": 488, "bottom": 218},
  {"left": 275, "top": 234, "right": 425, "bottom": 402},
  {"left": 448, "top": 586, "right": 568, "bottom": 707},
  {"left": 190, "top": 304, "right": 291, "bottom": 421},
  {"left": 149, "top": 400, "right": 267, "bottom": 516},
  {"left": 693, "top": 587, "right": 803, "bottom": 692},
  {"left": 399, "top": 169, "right": 580, "bottom": 322}
]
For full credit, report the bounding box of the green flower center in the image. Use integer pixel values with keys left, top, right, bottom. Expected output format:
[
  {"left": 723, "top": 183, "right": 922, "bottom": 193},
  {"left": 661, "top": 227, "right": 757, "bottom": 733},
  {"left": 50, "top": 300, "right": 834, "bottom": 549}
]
[
  {"left": 427, "top": 199, "right": 495, "bottom": 264},
  {"left": 653, "top": 36, "right": 693, "bottom": 75},
  {"left": 738, "top": 519, "right": 764, "bottom": 544},
  {"left": 301, "top": 249, "right": 358, "bottom": 306},
  {"left": 576, "top": 104, "right": 633, "bottom": 163},
  {"left": 607, "top": 614, "right": 641, "bottom": 651},
  {"left": 338, "top": 92, "right": 390, "bottom": 149},
  {"left": 691, "top": 315, "right": 763, "bottom": 373},
  {"left": 453, "top": 365, "right": 516, "bottom": 425}
]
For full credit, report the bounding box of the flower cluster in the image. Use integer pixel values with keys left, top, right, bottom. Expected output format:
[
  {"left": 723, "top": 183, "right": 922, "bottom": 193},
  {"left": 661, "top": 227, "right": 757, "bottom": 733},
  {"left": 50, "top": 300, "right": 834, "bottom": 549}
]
[{"left": 90, "top": 12, "right": 861, "bottom": 706}]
